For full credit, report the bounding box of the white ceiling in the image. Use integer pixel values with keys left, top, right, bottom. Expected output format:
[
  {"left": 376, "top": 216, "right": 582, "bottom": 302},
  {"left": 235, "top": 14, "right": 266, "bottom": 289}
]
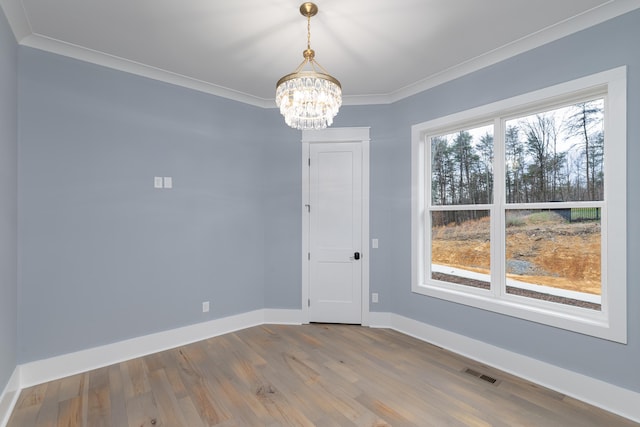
[{"left": 2, "top": 0, "right": 640, "bottom": 107}]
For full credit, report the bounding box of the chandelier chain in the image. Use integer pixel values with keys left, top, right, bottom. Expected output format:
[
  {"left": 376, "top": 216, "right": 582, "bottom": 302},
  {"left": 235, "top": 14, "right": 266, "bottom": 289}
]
[{"left": 307, "top": 14, "right": 312, "bottom": 51}]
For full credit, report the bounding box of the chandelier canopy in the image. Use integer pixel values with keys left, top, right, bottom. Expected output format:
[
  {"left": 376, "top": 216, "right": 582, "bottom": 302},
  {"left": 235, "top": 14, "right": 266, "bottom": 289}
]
[{"left": 275, "top": 2, "right": 342, "bottom": 130}]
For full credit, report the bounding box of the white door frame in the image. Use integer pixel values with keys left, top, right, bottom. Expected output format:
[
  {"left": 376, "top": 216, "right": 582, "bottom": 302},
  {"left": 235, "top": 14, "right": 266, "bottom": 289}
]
[{"left": 301, "top": 127, "right": 370, "bottom": 325}]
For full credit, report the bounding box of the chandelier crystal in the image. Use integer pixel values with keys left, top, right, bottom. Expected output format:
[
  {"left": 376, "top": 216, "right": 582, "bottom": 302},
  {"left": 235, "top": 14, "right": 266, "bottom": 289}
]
[{"left": 275, "top": 2, "right": 342, "bottom": 130}]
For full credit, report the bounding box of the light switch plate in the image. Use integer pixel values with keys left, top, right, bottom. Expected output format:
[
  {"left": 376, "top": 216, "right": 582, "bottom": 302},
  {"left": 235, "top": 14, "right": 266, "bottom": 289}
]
[
  {"left": 163, "top": 177, "right": 173, "bottom": 189},
  {"left": 154, "top": 176, "right": 163, "bottom": 189}
]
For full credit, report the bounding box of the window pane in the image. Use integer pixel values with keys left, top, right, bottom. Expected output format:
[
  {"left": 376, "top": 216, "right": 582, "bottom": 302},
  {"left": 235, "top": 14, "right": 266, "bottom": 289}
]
[
  {"left": 505, "top": 99, "right": 604, "bottom": 203},
  {"left": 431, "top": 125, "right": 493, "bottom": 205},
  {"left": 431, "top": 210, "right": 490, "bottom": 289},
  {"left": 505, "top": 209, "right": 601, "bottom": 310}
]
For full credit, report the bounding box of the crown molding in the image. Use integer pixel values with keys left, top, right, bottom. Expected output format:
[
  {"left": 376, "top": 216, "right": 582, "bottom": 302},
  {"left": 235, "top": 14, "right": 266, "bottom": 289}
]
[
  {"left": 386, "top": 0, "right": 640, "bottom": 103},
  {"left": 3, "top": 0, "right": 640, "bottom": 108},
  {"left": 18, "top": 34, "right": 274, "bottom": 108}
]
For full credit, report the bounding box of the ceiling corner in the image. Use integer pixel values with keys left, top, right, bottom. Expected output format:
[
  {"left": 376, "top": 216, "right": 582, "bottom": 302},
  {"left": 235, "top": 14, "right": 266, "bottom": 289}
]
[{"left": 0, "top": 0, "right": 32, "bottom": 43}]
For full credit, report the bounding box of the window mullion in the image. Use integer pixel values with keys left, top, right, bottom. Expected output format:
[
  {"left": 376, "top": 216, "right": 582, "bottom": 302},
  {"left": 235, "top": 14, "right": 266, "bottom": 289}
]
[{"left": 492, "top": 117, "right": 506, "bottom": 299}]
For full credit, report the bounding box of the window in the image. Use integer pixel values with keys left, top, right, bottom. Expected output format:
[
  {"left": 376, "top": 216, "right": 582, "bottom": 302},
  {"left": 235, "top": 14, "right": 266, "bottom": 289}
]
[{"left": 411, "top": 67, "right": 626, "bottom": 342}]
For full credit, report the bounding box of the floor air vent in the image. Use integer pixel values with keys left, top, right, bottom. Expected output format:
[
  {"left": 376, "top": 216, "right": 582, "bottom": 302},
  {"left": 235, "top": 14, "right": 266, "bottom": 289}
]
[{"left": 464, "top": 368, "right": 498, "bottom": 384}]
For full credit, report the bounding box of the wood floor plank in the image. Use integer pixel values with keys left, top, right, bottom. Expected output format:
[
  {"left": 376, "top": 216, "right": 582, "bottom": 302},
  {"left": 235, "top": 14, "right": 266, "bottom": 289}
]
[
  {"left": 6, "top": 324, "right": 639, "bottom": 427},
  {"left": 5, "top": 399, "right": 40, "bottom": 427},
  {"left": 176, "top": 396, "right": 206, "bottom": 427},
  {"left": 107, "top": 364, "right": 128, "bottom": 427},
  {"left": 86, "top": 368, "right": 111, "bottom": 427},
  {"left": 124, "top": 391, "right": 160, "bottom": 427},
  {"left": 157, "top": 349, "right": 189, "bottom": 399},
  {"left": 248, "top": 369, "right": 317, "bottom": 427},
  {"left": 147, "top": 368, "right": 189, "bottom": 426},
  {"left": 57, "top": 374, "right": 83, "bottom": 403},
  {"left": 120, "top": 358, "right": 150, "bottom": 398},
  {"left": 34, "top": 381, "right": 61, "bottom": 427},
  {"left": 57, "top": 396, "right": 82, "bottom": 427},
  {"left": 14, "top": 382, "right": 48, "bottom": 410},
  {"left": 173, "top": 344, "right": 230, "bottom": 425}
]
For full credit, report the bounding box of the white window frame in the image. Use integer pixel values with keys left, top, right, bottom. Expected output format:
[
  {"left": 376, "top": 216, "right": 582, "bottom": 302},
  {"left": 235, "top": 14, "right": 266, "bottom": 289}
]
[{"left": 411, "top": 67, "right": 627, "bottom": 343}]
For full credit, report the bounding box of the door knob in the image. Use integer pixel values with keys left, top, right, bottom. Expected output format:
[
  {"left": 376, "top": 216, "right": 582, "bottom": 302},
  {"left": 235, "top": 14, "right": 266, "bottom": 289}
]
[{"left": 353, "top": 252, "right": 360, "bottom": 260}]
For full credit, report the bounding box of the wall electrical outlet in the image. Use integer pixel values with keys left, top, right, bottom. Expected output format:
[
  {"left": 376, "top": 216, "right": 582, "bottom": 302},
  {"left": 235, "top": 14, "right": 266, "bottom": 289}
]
[
  {"left": 202, "top": 301, "right": 210, "bottom": 313},
  {"left": 154, "top": 176, "right": 163, "bottom": 189},
  {"left": 372, "top": 293, "right": 379, "bottom": 303}
]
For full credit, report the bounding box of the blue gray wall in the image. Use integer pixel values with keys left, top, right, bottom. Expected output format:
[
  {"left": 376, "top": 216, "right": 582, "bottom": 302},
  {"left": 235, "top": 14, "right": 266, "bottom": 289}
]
[
  {"left": 384, "top": 10, "right": 640, "bottom": 393},
  {"left": 331, "top": 104, "right": 398, "bottom": 313},
  {"left": 261, "top": 116, "right": 303, "bottom": 309},
  {"left": 18, "top": 48, "right": 276, "bottom": 361},
  {"left": 11, "top": 5, "right": 640, "bottom": 397},
  {"left": 0, "top": 8, "right": 18, "bottom": 392}
]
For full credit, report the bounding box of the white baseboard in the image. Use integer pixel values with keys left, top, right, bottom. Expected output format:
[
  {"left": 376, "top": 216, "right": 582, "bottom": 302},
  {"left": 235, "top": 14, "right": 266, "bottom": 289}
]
[
  {"left": 0, "top": 368, "right": 20, "bottom": 427},
  {"left": 367, "top": 311, "right": 393, "bottom": 327},
  {"left": 378, "top": 312, "right": 640, "bottom": 424},
  {"left": 20, "top": 309, "right": 263, "bottom": 388},
  {"left": 264, "top": 308, "right": 303, "bottom": 324},
  {"left": 18, "top": 309, "right": 302, "bottom": 389}
]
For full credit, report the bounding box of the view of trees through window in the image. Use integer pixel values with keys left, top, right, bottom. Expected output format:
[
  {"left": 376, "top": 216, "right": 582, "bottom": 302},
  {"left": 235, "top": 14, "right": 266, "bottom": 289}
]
[
  {"left": 431, "top": 124, "right": 494, "bottom": 208},
  {"left": 429, "top": 99, "right": 604, "bottom": 310},
  {"left": 505, "top": 99, "right": 604, "bottom": 203}
]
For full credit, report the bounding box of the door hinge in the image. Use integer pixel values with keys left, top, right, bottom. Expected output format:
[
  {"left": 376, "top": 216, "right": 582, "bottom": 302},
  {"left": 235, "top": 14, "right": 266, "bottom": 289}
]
[
  {"left": 308, "top": 298, "right": 310, "bottom": 307},
  {"left": 305, "top": 204, "right": 310, "bottom": 212},
  {"left": 308, "top": 252, "right": 310, "bottom": 260},
  {"left": 308, "top": 158, "right": 311, "bottom": 166}
]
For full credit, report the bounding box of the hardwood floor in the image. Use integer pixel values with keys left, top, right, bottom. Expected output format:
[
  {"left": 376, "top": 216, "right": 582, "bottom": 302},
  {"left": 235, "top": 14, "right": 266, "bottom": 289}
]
[{"left": 7, "top": 324, "right": 638, "bottom": 426}]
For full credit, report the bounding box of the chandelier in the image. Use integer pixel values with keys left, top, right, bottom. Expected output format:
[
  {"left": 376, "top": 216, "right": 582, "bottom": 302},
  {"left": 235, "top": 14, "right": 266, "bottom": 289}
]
[{"left": 275, "top": 2, "right": 342, "bottom": 130}]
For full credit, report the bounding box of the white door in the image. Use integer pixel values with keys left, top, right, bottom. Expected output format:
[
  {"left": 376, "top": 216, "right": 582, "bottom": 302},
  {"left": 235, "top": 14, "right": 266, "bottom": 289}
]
[{"left": 308, "top": 142, "right": 362, "bottom": 324}]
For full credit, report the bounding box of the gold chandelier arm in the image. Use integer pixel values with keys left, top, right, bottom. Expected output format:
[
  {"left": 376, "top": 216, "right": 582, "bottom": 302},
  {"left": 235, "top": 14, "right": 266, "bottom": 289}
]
[
  {"left": 292, "top": 57, "right": 310, "bottom": 74},
  {"left": 309, "top": 58, "right": 331, "bottom": 76}
]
